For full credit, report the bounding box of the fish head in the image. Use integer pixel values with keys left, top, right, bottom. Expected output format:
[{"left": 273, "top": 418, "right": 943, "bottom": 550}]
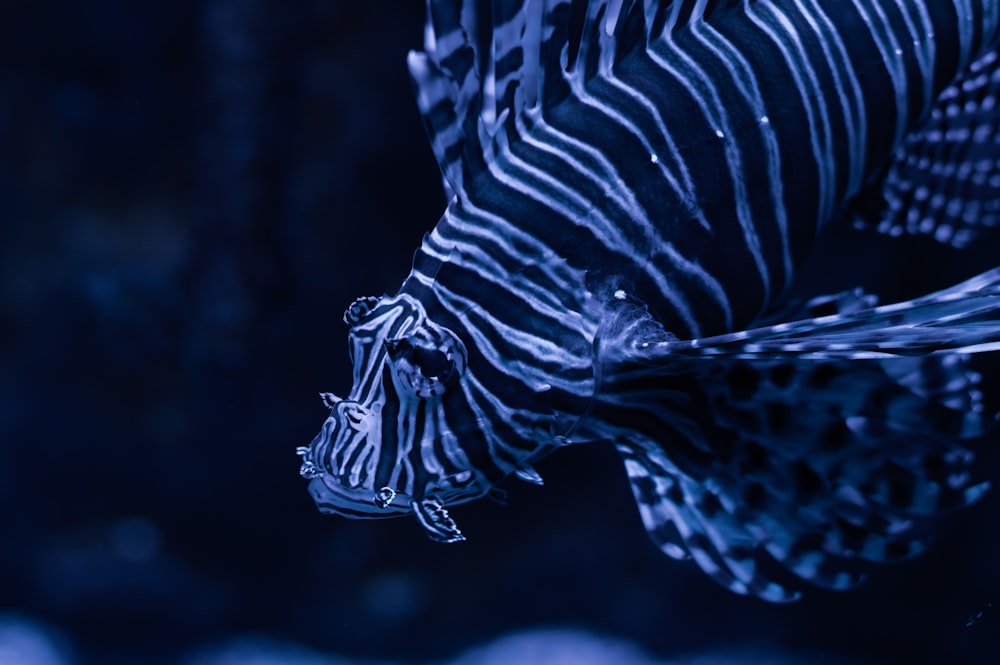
[{"left": 298, "top": 293, "right": 486, "bottom": 540}]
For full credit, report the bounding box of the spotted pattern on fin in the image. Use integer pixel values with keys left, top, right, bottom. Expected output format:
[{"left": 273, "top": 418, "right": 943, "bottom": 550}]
[
  {"left": 619, "top": 440, "right": 802, "bottom": 601},
  {"left": 857, "top": 48, "right": 1000, "bottom": 247},
  {"left": 592, "top": 282, "right": 994, "bottom": 600}
]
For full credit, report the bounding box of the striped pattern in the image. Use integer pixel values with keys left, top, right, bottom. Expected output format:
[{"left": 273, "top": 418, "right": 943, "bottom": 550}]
[
  {"left": 300, "top": 0, "right": 1000, "bottom": 599},
  {"left": 303, "top": 294, "right": 506, "bottom": 519},
  {"left": 409, "top": 0, "right": 1000, "bottom": 336}
]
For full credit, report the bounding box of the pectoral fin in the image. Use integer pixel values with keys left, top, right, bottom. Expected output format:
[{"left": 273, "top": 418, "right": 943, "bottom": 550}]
[{"left": 597, "top": 277, "right": 996, "bottom": 600}]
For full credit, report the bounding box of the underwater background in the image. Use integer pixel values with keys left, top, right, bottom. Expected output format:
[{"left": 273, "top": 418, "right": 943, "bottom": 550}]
[{"left": 2, "top": 1, "right": 1000, "bottom": 663}]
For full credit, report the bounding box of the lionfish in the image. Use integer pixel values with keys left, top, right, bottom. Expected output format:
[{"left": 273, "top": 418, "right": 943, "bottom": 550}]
[{"left": 297, "top": 0, "right": 1000, "bottom": 600}]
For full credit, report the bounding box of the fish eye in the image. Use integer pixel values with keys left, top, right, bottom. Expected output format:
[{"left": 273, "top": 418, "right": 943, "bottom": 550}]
[
  {"left": 415, "top": 348, "right": 449, "bottom": 377},
  {"left": 385, "top": 328, "right": 466, "bottom": 399}
]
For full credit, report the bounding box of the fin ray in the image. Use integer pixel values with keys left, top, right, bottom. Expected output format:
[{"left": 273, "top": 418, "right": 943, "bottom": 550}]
[
  {"left": 598, "top": 278, "right": 995, "bottom": 600},
  {"left": 655, "top": 268, "right": 1000, "bottom": 361}
]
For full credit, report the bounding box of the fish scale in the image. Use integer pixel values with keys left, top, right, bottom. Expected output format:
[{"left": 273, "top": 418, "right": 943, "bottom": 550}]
[{"left": 298, "top": 0, "right": 1000, "bottom": 601}]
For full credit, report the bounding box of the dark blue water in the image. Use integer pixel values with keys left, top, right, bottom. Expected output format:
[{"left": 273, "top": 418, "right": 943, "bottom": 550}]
[{"left": 1, "top": 2, "right": 999, "bottom": 664}]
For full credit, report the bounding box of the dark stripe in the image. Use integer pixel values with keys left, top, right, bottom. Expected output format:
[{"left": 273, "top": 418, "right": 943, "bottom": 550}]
[{"left": 374, "top": 372, "right": 400, "bottom": 489}]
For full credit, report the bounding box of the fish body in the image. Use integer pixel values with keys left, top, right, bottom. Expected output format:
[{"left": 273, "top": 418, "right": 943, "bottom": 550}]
[{"left": 299, "top": 0, "right": 1000, "bottom": 600}]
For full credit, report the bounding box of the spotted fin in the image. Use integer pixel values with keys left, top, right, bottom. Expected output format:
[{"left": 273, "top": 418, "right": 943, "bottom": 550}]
[
  {"left": 852, "top": 48, "right": 1000, "bottom": 247},
  {"left": 596, "top": 274, "right": 997, "bottom": 600},
  {"left": 409, "top": 0, "right": 746, "bottom": 199},
  {"left": 618, "top": 440, "right": 806, "bottom": 602}
]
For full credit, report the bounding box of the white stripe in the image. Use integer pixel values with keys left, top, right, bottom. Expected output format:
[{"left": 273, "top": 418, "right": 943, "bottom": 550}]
[
  {"left": 524, "top": 81, "right": 729, "bottom": 334},
  {"left": 901, "top": 0, "right": 938, "bottom": 113},
  {"left": 746, "top": 1, "right": 836, "bottom": 222},
  {"left": 416, "top": 271, "right": 595, "bottom": 388},
  {"left": 799, "top": 0, "right": 868, "bottom": 197},
  {"left": 422, "top": 224, "right": 585, "bottom": 322},
  {"left": 435, "top": 406, "right": 475, "bottom": 476},
  {"left": 484, "top": 104, "right": 706, "bottom": 334},
  {"left": 461, "top": 369, "right": 539, "bottom": 472},
  {"left": 647, "top": 32, "right": 772, "bottom": 297},
  {"left": 596, "top": 68, "right": 714, "bottom": 233},
  {"left": 688, "top": 18, "right": 795, "bottom": 285},
  {"left": 849, "top": 0, "right": 911, "bottom": 152},
  {"left": 443, "top": 197, "right": 588, "bottom": 303}
]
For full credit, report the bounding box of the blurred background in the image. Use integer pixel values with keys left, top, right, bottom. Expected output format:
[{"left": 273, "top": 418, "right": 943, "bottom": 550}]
[{"left": 1, "top": 1, "right": 999, "bottom": 664}]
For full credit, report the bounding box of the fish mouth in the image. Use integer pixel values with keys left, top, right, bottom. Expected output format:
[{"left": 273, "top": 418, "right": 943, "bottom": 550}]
[{"left": 306, "top": 474, "right": 410, "bottom": 519}]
